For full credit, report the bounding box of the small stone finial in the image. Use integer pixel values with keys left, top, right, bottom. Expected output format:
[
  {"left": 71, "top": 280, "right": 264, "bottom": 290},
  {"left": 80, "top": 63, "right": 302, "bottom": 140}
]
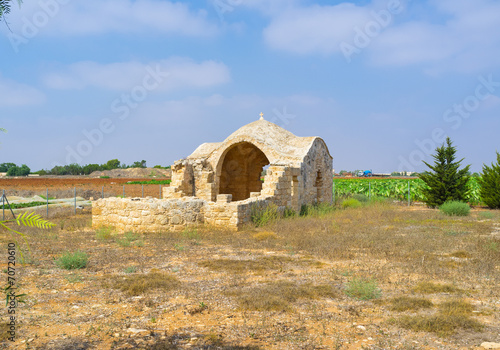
[{"left": 259, "top": 112, "right": 264, "bottom": 120}]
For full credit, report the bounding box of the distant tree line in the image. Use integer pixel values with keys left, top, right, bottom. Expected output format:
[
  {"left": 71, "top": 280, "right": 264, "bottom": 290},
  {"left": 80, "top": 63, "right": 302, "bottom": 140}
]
[
  {"left": 0, "top": 159, "right": 171, "bottom": 177},
  {"left": 36, "top": 159, "right": 150, "bottom": 176},
  {"left": 0, "top": 163, "right": 30, "bottom": 176}
]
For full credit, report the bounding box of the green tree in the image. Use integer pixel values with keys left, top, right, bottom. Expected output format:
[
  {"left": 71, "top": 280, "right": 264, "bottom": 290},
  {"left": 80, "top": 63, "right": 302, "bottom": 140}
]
[
  {"left": 0, "top": 0, "right": 22, "bottom": 21},
  {"left": 83, "top": 163, "right": 101, "bottom": 175},
  {"left": 0, "top": 162, "right": 16, "bottom": 172},
  {"left": 104, "top": 159, "right": 121, "bottom": 170},
  {"left": 478, "top": 152, "right": 500, "bottom": 209},
  {"left": 6, "top": 164, "right": 30, "bottom": 176},
  {"left": 131, "top": 160, "right": 147, "bottom": 168},
  {"left": 419, "top": 137, "right": 471, "bottom": 208}
]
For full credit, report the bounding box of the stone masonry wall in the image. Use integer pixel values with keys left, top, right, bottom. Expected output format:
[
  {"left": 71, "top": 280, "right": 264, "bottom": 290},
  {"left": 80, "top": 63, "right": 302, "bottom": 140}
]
[
  {"left": 92, "top": 195, "right": 274, "bottom": 233},
  {"left": 92, "top": 197, "right": 206, "bottom": 233}
]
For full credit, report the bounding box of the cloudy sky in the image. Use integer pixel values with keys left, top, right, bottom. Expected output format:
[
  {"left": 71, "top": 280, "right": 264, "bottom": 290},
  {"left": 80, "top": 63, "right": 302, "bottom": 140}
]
[{"left": 1, "top": 0, "right": 499, "bottom": 173}]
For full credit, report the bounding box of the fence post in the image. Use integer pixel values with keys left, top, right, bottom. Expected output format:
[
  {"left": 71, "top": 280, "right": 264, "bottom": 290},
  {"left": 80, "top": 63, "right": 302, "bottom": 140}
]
[
  {"left": 102, "top": 186, "right": 104, "bottom": 199},
  {"left": 123, "top": 185, "right": 125, "bottom": 198},
  {"left": 333, "top": 182, "right": 335, "bottom": 205},
  {"left": 408, "top": 181, "right": 411, "bottom": 207},
  {"left": 46, "top": 188, "right": 49, "bottom": 218},
  {"left": 2, "top": 189, "right": 4, "bottom": 221},
  {"left": 159, "top": 185, "right": 161, "bottom": 199},
  {"left": 74, "top": 187, "right": 77, "bottom": 214},
  {"left": 142, "top": 184, "right": 144, "bottom": 198},
  {"left": 369, "top": 181, "right": 371, "bottom": 201}
]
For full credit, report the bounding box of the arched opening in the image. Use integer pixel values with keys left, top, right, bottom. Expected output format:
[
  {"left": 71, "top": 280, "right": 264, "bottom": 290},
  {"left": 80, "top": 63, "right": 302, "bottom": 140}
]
[{"left": 218, "top": 142, "right": 270, "bottom": 201}]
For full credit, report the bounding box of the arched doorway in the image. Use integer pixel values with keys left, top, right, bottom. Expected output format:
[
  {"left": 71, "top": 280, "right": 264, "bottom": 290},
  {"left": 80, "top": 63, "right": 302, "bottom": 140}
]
[{"left": 218, "top": 142, "right": 270, "bottom": 201}]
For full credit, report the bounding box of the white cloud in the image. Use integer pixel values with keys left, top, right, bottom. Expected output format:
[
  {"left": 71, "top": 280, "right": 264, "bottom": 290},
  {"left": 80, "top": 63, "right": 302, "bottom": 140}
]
[
  {"left": 262, "top": 0, "right": 500, "bottom": 73},
  {"left": 264, "top": 3, "right": 373, "bottom": 55},
  {"left": 3, "top": 0, "right": 217, "bottom": 37},
  {"left": 0, "top": 76, "right": 45, "bottom": 107},
  {"left": 369, "top": 0, "right": 500, "bottom": 72},
  {"left": 43, "top": 58, "right": 231, "bottom": 91}
]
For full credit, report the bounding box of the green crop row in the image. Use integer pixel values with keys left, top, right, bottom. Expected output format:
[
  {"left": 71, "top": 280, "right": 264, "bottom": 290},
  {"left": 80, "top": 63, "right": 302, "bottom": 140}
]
[
  {"left": 126, "top": 179, "right": 171, "bottom": 185},
  {"left": 0, "top": 201, "right": 47, "bottom": 210},
  {"left": 333, "top": 178, "right": 481, "bottom": 204}
]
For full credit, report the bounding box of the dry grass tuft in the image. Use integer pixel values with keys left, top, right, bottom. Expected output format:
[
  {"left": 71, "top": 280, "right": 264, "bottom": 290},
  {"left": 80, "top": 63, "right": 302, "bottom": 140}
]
[
  {"left": 413, "top": 282, "right": 462, "bottom": 294},
  {"left": 394, "top": 313, "right": 483, "bottom": 337},
  {"left": 199, "top": 256, "right": 294, "bottom": 274},
  {"left": 252, "top": 231, "right": 278, "bottom": 241},
  {"left": 449, "top": 250, "right": 471, "bottom": 258},
  {"left": 230, "top": 281, "right": 339, "bottom": 311},
  {"left": 389, "top": 296, "right": 434, "bottom": 312},
  {"left": 438, "top": 299, "right": 474, "bottom": 316},
  {"left": 108, "top": 271, "right": 180, "bottom": 296}
]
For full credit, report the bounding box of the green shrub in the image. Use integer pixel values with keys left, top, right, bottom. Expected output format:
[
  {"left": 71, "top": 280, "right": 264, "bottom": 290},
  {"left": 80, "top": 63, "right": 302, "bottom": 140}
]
[
  {"left": 345, "top": 277, "right": 381, "bottom": 300},
  {"left": 116, "top": 231, "right": 142, "bottom": 247},
  {"left": 96, "top": 226, "right": 114, "bottom": 240},
  {"left": 352, "top": 194, "right": 369, "bottom": 202},
  {"left": 342, "top": 198, "right": 362, "bottom": 209},
  {"left": 251, "top": 203, "right": 279, "bottom": 227},
  {"left": 478, "top": 211, "right": 495, "bottom": 219},
  {"left": 300, "top": 203, "right": 335, "bottom": 217},
  {"left": 100, "top": 176, "right": 110, "bottom": 179},
  {"left": 478, "top": 152, "right": 500, "bottom": 209},
  {"left": 55, "top": 251, "right": 88, "bottom": 270},
  {"left": 439, "top": 201, "right": 470, "bottom": 217}
]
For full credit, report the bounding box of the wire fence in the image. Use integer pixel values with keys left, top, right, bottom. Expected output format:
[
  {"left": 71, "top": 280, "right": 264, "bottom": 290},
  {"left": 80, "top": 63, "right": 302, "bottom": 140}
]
[{"left": 1, "top": 184, "right": 165, "bottom": 220}]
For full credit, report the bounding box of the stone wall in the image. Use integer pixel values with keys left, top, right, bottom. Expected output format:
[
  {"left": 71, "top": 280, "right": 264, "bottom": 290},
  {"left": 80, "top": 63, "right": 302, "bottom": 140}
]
[
  {"left": 92, "top": 197, "right": 206, "bottom": 233},
  {"left": 92, "top": 194, "right": 273, "bottom": 233}
]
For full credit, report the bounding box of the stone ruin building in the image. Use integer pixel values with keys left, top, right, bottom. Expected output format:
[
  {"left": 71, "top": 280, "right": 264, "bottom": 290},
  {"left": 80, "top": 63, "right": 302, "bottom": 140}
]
[{"left": 92, "top": 116, "right": 333, "bottom": 232}]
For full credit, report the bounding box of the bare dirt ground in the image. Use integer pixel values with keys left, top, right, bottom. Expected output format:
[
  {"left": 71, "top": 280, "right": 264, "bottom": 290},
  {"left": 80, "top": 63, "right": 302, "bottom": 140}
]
[
  {"left": 0, "top": 177, "right": 170, "bottom": 200},
  {"left": 0, "top": 203, "right": 498, "bottom": 350}
]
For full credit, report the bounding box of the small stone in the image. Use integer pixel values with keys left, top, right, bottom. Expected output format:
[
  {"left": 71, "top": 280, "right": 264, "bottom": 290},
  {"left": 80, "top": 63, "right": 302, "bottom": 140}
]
[
  {"left": 114, "top": 333, "right": 120, "bottom": 338},
  {"left": 356, "top": 325, "right": 366, "bottom": 331},
  {"left": 481, "top": 343, "right": 500, "bottom": 349},
  {"left": 127, "top": 328, "right": 149, "bottom": 334}
]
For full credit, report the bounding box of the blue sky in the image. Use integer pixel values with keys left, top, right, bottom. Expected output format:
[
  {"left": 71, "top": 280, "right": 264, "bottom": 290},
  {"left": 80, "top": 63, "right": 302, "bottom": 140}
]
[{"left": 1, "top": 0, "right": 499, "bottom": 173}]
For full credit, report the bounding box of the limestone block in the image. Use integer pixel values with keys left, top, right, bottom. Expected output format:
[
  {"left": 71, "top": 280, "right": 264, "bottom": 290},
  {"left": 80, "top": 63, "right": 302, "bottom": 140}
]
[
  {"left": 171, "top": 215, "right": 183, "bottom": 225},
  {"left": 217, "top": 194, "right": 232, "bottom": 203}
]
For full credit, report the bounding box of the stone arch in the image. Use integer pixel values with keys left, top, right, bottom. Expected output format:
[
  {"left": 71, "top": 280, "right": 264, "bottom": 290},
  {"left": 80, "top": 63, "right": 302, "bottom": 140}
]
[{"left": 216, "top": 142, "right": 270, "bottom": 201}]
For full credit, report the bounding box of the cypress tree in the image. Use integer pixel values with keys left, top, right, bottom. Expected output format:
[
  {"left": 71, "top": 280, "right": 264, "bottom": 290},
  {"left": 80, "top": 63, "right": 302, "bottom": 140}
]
[
  {"left": 478, "top": 152, "right": 500, "bottom": 209},
  {"left": 419, "top": 137, "right": 470, "bottom": 208}
]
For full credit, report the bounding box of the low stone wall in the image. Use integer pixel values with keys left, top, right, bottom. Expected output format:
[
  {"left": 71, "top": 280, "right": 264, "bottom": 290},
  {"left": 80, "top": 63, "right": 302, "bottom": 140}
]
[
  {"left": 204, "top": 194, "right": 272, "bottom": 229},
  {"left": 92, "top": 197, "right": 206, "bottom": 233},
  {"left": 92, "top": 195, "right": 273, "bottom": 233}
]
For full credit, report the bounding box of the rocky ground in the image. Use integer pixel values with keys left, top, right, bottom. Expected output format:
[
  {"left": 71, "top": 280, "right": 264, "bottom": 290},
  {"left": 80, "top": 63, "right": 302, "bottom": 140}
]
[{"left": 0, "top": 203, "right": 498, "bottom": 349}]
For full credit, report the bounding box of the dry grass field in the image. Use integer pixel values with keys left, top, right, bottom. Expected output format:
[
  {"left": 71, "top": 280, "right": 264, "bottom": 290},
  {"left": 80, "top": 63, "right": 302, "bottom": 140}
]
[{"left": 0, "top": 201, "right": 499, "bottom": 349}]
